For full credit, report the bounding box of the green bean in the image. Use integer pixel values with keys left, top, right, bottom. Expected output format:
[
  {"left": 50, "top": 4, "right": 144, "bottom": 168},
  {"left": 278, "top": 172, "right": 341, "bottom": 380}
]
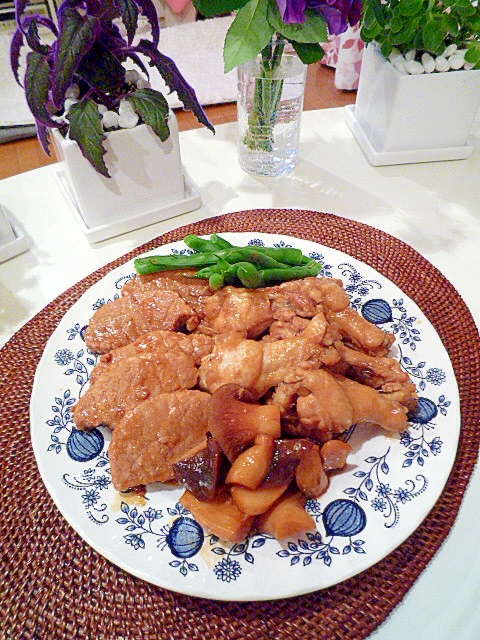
[
  {"left": 252, "top": 246, "right": 308, "bottom": 266},
  {"left": 258, "top": 262, "right": 321, "bottom": 284},
  {"left": 184, "top": 234, "right": 226, "bottom": 253},
  {"left": 235, "top": 262, "right": 264, "bottom": 288},
  {"left": 133, "top": 234, "right": 323, "bottom": 289},
  {"left": 208, "top": 272, "right": 225, "bottom": 290},
  {"left": 134, "top": 252, "right": 216, "bottom": 274}
]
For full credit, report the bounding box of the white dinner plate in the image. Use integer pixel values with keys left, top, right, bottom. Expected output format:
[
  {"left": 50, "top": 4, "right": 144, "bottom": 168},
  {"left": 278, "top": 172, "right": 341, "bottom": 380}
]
[{"left": 30, "top": 232, "right": 460, "bottom": 601}]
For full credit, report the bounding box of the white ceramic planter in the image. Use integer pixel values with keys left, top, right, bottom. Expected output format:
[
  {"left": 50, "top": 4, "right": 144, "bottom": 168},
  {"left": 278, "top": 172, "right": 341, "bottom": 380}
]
[
  {"left": 345, "top": 44, "right": 480, "bottom": 165},
  {"left": 52, "top": 113, "right": 200, "bottom": 241}
]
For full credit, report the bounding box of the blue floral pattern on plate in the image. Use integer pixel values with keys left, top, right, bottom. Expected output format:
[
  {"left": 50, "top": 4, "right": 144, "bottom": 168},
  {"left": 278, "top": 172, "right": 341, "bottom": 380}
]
[{"left": 30, "top": 233, "right": 460, "bottom": 601}]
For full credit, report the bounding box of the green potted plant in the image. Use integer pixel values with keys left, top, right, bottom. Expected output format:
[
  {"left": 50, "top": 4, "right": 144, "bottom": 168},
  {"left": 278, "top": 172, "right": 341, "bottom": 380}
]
[
  {"left": 10, "top": 0, "right": 214, "bottom": 240},
  {"left": 193, "top": 0, "right": 361, "bottom": 176},
  {"left": 346, "top": 0, "right": 480, "bottom": 165}
]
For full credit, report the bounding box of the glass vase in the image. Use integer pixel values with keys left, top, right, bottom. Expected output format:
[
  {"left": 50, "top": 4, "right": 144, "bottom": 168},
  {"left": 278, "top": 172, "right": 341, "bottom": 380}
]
[{"left": 237, "top": 37, "right": 307, "bottom": 177}]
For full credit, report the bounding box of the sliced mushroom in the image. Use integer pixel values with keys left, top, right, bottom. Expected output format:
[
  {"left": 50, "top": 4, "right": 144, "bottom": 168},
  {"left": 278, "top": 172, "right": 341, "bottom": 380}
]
[{"left": 225, "top": 434, "right": 275, "bottom": 490}]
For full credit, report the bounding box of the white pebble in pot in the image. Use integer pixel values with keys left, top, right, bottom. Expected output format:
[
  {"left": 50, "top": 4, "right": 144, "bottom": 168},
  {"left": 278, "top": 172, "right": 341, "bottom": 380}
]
[
  {"left": 443, "top": 43, "right": 457, "bottom": 58},
  {"left": 405, "top": 59, "right": 424, "bottom": 74},
  {"left": 421, "top": 53, "right": 435, "bottom": 73},
  {"left": 449, "top": 53, "right": 466, "bottom": 70},
  {"left": 102, "top": 110, "right": 119, "bottom": 129},
  {"left": 118, "top": 111, "right": 139, "bottom": 129},
  {"left": 435, "top": 56, "right": 450, "bottom": 72}
]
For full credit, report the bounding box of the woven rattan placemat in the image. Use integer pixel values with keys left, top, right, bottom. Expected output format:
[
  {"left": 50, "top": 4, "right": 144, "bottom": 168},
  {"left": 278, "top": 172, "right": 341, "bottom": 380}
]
[{"left": 1, "top": 209, "right": 479, "bottom": 640}]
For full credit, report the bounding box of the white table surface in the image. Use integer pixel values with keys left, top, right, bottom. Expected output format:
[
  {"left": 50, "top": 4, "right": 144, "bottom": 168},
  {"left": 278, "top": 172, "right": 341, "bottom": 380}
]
[{"left": 1, "top": 107, "right": 479, "bottom": 638}]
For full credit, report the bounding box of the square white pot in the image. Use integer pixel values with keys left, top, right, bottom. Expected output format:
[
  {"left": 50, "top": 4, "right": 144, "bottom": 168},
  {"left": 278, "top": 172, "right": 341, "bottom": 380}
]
[
  {"left": 346, "top": 44, "right": 480, "bottom": 165},
  {"left": 52, "top": 114, "right": 187, "bottom": 229}
]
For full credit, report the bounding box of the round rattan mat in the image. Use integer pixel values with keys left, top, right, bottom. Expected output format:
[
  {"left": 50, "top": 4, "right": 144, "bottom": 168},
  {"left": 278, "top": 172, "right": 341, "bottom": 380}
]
[{"left": 1, "top": 209, "right": 479, "bottom": 640}]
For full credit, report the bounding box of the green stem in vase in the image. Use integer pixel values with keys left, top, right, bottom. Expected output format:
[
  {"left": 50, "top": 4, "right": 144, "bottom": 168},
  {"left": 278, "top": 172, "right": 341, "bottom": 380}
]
[{"left": 244, "top": 36, "right": 285, "bottom": 153}]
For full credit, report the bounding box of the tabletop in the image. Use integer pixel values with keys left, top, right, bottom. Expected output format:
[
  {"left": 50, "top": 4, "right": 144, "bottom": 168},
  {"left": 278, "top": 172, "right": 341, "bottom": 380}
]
[{"left": 1, "top": 107, "right": 479, "bottom": 638}]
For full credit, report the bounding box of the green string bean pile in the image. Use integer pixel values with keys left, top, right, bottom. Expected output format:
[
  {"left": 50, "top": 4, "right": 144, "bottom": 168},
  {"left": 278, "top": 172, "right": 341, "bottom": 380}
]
[{"left": 134, "top": 234, "right": 322, "bottom": 290}]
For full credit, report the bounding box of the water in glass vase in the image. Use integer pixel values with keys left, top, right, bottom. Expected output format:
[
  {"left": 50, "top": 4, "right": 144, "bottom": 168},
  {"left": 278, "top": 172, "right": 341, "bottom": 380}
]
[{"left": 237, "top": 53, "right": 307, "bottom": 177}]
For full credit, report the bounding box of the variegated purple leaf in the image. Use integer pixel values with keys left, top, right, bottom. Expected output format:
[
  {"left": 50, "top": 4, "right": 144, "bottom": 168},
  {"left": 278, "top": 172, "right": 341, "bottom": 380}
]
[
  {"left": 138, "top": 39, "right": 214, "bottom": 133},
  {"left": 117, "top": 0, "right": 139, "bottom": 44},
  {"left": 25, "top": 51, "right": 58, "bottom": 126},
  {"left": 10, "top": 27, "right": 24, "bottom": 85},
  {"left": 52, "top": 7, "right": 100, "bottom": 108},
  {"left": 134, "top": 0, "right": 160, "bottom": 46},
  {"left": 20, "top": 13, "right": 58, "bottom": 38},
  {"left": 124, "top": 50, "right": 150, "bottom": 78},
  {"left": 35, "top": 120, "right": 51, "bottom": 156}
]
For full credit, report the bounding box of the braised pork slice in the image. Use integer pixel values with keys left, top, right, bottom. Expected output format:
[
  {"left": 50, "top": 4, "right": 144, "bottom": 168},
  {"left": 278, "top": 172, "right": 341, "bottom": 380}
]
[
  {"left": 121, "top": 268, "right": 213, "bottom": 306},
  {"left": 84, "top": 289, "right": 198, "bottom": 354},
  {"left": 73, "top": 351, "right": 198, "bottom": 431},
  {"left": 109, "top": 390, "right": 211, "bottom": 491},
  {"left": 91, "top": 331, "right": 213, "bottom": 383}
]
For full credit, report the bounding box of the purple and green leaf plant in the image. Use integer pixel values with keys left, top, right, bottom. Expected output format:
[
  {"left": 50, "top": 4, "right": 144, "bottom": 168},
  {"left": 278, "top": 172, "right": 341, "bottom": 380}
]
[{"left": 11, "top": 0, "right": 214, "bottom": 177}]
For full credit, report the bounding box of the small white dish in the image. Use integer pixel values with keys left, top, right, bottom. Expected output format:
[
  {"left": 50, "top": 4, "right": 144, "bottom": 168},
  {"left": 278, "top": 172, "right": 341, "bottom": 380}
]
[{"left": 0, "top": 204, "right": 28, "bottom": 263}]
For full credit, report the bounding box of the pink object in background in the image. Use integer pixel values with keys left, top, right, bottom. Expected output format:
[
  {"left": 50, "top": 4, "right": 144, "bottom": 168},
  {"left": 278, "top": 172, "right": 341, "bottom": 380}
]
[
  {"left": 164, "top": 0, "right": 192, "bottom": 12},
  {"left": 322, "top": 24, "right": 364, "bottom": 91}
]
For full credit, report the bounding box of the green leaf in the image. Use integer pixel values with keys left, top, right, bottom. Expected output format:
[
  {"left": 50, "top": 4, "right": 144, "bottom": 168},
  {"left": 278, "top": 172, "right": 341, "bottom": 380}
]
[
  {"left": 77, "top": 42, "right": 125, "bottom": 96},
  {"left": 127, "top": 88, "right": 170, "bottom": 141},
  {"left": 422, "top": 18, "right": 445, "bottom": 53},
  {"left": 465, "top": 43, "right": 480, "bottom": 67},
  {"left": 117, "top": 0, "right": 139, "bottom": 44},
  {"left": 268, "top": 5, "right": 328, "bottom": 44},
  {"left": 67, "top": 99, "right": 109, "bottom": 177},
  {"left": 193, "top": 0, "right": 249, "bottom": 17},
  {"left": 223, "top": 0, "right": 274, "bottom": 73},
  {"left": 398, "top": 0, "right": 424, "bottom": 17},
  {"left": 291, "top": 41, "right": 325, "bottom": 65},
  {"left": 24, "top": 51, "right": 57, "bottom": 127},
  {"left": 52, "top": 7, "right": 98, "bottom": 107}
]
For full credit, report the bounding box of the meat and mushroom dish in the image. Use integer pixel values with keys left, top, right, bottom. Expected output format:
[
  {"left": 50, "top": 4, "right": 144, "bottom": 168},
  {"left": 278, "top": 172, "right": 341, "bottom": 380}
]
[{"left": 72, "top": 262, "right": 417, "bottom": 543}]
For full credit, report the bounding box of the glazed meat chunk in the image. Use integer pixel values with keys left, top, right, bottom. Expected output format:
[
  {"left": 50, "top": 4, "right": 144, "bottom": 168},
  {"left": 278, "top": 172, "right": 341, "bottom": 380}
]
[
  {"left": 199, "top": 312, "right": 328, "bottom": 398},
  {"left": 326, "top": 307, "right": 394, "bottom": 355},
  {"left": 279, "top": 369, "right": 413, "bottom": 441},
  {"left": 73, "top": 350, "right": 198, "bottom": 430},
  {"left": 109, "top": 390, "right": 211, "bottom": 491},
  {"left": 121, "top": 268, "right": 214, "bottom": 307},
  {"left": 91, "top": 330, "right": 213, "bottom": 383},
  {"left": 84, "top": 288, "right": 198, "bottom": 354},
  {"left": 199, "top": 286, "right": 273, "bottom": 338}
]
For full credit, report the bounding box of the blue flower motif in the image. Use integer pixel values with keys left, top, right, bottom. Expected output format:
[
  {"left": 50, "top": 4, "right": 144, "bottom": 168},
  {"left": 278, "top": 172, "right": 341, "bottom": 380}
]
[
  {"left": 393, "top": 488, "right": 412, "bottom": 504},
  {"left": 426, "top": 368, "right": 446, "bottom": 386},
  {"left": 371, "top": 497, "right": 387, "bottom": 512},
  {"left": 95, "top": 475, "right": 111, "bottom": 490},
  {"left": 54, "top": 349, "right": 75, "bottom": 366},
  {"left": 125, "top": 534, "right": 145, "bottom": 550},
  {"left": 429, "top": 436, "right": 443, "bottom": 455},
  {"left": 82, "top": 489, "right": 100, "bottom": 508},
  {"left": 376, "top": 483, "right": 391, "bottom": 498},
  {"left": 400, "top": 432, "right": 413, "bottom": 447},
  {"left": 213, "top": 558, "right": 242, "bottom": 582}
]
